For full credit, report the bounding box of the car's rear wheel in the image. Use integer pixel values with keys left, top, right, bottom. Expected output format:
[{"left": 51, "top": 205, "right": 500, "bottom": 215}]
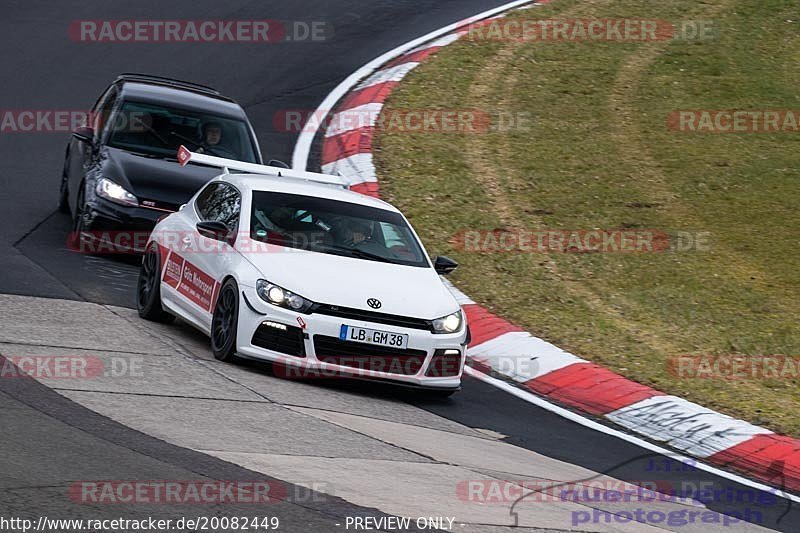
[
  {"left": 211, "top": 278, "right": 240, "bottom": 362},
  {"left": 137, "top": 244, "right": 174, "bottom": 323}
]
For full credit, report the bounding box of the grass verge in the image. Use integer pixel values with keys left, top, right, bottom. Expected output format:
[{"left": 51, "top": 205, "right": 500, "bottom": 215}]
[{"left": 374, "top": 0, "right": 800, "bottom": 435}]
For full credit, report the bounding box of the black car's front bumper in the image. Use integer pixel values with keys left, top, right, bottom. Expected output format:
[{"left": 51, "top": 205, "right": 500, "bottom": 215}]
[{"left": 78, "top": 197, "right": 175, "bottom": 254}]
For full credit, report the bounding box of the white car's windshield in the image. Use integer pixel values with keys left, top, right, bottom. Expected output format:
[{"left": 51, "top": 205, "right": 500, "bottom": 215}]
[
  {"left": 107, "top": 100, "right": 258, "bottom": 163},
  {"left": 250, "top": 191, "right": 429, "bottom": 268}
]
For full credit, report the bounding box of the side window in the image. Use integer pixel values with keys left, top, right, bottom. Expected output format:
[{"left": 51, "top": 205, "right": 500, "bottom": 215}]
[
  {"left": 196, "top": 183, "right": 241, "bottom": 228},
  {"left": 93, "top": 87, "right": 118, "bottom": 140},
  {"left": 195, "top": 183, "right": 220, "bottom": 219},
  {"left": 380, "top": 222, "right": 404, "bottom": 248}
]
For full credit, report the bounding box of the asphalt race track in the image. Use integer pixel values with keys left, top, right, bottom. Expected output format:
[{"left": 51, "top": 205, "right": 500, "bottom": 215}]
[
  {"left": 1, "top": 0, "right": 513, "bottom": 306},
  {"left": 0, "top": 1, "right": 798, "bottom": 531}
]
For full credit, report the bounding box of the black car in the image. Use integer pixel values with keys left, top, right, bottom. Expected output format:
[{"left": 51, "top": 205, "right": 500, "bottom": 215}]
[{"left": 59, "top": 73, "right": 262, "bottom": 252}]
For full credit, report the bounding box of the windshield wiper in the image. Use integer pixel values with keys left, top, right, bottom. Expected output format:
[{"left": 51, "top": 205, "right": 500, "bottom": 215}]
[
  {"left": 319, "top": 244, "right": 393, "bottom": 263},
  {"left": 127, "top": 149, "right": 170, "bottom": 160}
]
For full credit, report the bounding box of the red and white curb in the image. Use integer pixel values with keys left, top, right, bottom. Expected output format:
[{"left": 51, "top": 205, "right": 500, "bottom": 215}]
[{"left": 292, "top": 0, "right": 800, "bottom": 496}]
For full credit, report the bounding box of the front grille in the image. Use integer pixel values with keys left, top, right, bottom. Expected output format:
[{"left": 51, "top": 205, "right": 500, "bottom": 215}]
[
  {"left": 425, "top": 349, "right": 463, "bottom": 377},
  {"left": 252, "top": 322, "right": 306, "bottom": 357},
  {"left": 310, "top": 303, "right": 432, "bottom": 331},
  {"left": 313, "top": 335, "right": 427, "bottom": 375}
]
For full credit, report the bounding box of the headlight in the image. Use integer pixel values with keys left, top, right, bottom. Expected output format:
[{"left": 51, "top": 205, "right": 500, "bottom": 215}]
[
  {"left": 432, "top": 310, "right": 463, "bottom": 334},
  {"left": 256, "top": 279, "right": 314, "bottom": 313},
  {"left": 96, "top": 177, "right": 138, "bottom": 206}
]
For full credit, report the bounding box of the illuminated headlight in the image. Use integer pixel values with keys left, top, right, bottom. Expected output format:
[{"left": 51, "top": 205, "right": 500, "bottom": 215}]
[
  {"left": 96, "top": 177, "right": 138, "bottom": 206},
  {"left": 432, "top": 310, "right": 463, "bottom": 334},
  {"left": 256, "top": 279, "right": 314, "bottom": 313}
]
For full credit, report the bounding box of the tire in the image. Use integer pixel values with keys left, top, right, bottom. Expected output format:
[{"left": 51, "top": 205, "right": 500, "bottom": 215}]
[
  {"left": 137, "top": 244, "right": 174, "bottom": 323},
  {"left": 58, "top": 151, "right": 70, "bottom": 213},
  {"left": 72, "top": 183, "right": 86, "bottom": 232},
  {"left": 67, "top": 184, "right": 86, "bottom": 250},
  {"left": 211, "top": 278, "right": 240, "bottom": 362}
]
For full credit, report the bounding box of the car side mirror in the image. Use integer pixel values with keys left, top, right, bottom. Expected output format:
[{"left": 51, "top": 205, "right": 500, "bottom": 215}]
[
  {"left": 433, "top": 255, "right": 458, "bottom": 275},
  {"left": 72, "top": 126, "right": 94, "bottom": 144},
  {"left": 196, "top": 220, "right": 231, "bottom": 242},
  {"left": 268, "top": 159, "right": 290, "bottom": 169}
]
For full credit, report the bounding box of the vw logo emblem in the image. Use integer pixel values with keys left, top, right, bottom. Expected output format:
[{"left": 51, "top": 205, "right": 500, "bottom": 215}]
[{"left": 367, "top": 298, "right": 382, "bottom": 309}]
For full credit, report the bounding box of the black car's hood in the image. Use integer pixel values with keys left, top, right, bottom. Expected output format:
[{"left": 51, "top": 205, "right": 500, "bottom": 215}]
[{"left": 100, "top": 147, "right": 220, "bottom": 208}]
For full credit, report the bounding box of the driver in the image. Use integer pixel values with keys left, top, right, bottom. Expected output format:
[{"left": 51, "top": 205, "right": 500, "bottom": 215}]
[
  {"left": 197, "top": 121, "right": 236, "bottom": 158},
  {"left": 202, "top": 121, "right": 222, "bottom": 145},
  {"left": 336, "top": 219, "right": 372, "bottom": 247}
]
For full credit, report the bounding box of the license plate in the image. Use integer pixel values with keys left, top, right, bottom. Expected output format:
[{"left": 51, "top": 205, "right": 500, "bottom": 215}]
[{"left": 339, "top": 325, "right": 408, "bottom": 349}]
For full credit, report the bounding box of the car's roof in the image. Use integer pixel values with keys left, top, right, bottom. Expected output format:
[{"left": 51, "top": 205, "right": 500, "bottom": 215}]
[
  {"left": 222, "top": 173, "right": 400, "bottom": 212},
  {"left": 119, "top": 82, "right": 248, "bottom": 121}
]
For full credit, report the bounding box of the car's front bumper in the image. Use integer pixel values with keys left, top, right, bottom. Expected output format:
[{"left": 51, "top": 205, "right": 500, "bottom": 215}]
[
  {"left": 78, "top": 197, "right": 175, "bottom": 254},
  {"left": 235, "top": 286, "right": 467, "bottom": 390}
]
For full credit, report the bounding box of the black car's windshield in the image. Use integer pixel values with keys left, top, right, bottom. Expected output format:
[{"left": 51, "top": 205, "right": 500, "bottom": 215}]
[
  {"left": 107, "top": 100, "right": 258, "bottom": 163},
  {"left": 250, "top": 191, "right": 429, "bottom": 268}
]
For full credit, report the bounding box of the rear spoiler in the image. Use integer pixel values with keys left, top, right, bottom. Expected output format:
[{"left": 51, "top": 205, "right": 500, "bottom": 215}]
[{"left": 177, "top": 145, "right": 347, "bottom": 189}]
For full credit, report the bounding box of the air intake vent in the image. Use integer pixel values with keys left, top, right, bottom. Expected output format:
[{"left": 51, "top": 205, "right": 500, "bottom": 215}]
[
  {"left": 425, "top": 349, "right": 463, "bottom": 377},
  {"left": 313, "top": 335, "right": 427, "bottom": 375},
  {"left": 252, "top": 321, "right": 306, "bottom": 357}
]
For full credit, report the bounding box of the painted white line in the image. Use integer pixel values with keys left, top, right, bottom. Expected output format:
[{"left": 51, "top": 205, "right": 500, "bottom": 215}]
[
  {"left": 464, "top": 366, "right": 800, "bottom": 504},
  {"left": 291, "top": 0, "right": 536, "bottom": 170},
  {"left": 409, "top": 32, "right": 465, "bottom": 52}
]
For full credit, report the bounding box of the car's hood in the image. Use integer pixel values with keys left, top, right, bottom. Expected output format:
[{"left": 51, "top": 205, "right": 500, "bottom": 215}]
[
  {"left": 244, "top": 248, "right": 459, "bottom": 320},
  {"left": 100, "top": 147, "right": 220, "bottom": 207}
]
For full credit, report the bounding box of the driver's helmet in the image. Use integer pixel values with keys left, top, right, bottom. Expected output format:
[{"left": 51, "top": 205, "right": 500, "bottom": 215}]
[
  {"left": 338, "top": 218, "right": 373, "bottom": 246},
  {"left": 199, "top": 121, "right": 223, "bottom": 143}
]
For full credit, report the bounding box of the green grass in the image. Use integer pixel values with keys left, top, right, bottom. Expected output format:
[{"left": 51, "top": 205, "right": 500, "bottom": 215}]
[{"left": 374, "top": 0, "right": 800, "bottom": 435}]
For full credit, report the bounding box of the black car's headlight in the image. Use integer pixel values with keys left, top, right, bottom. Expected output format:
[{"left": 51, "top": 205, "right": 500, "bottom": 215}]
[
  {"left": 96, "top": 177, "right": 138, "bottom": 206},
  {"left": 432, "top": 310, "right": 463, "bottom": 334},
  {"left": 256, "top": 279, "right": 314, "bottom": 313}
]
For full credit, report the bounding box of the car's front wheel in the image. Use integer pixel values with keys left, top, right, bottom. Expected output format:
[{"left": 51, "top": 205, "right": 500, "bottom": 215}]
[
  {"left": 211, "top": 278, "right": 240, "bottom": 362},
  {"left": 58, "top": 150, "right": 71, "bottom": 213},
  {"left": 137, "top": 244, "right": 174, "bottom": 323}
]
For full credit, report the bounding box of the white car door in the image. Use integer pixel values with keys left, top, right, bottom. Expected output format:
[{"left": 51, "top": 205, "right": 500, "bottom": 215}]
[{"left": 160, "top": 181, "right": 241, "bottom": 332}]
